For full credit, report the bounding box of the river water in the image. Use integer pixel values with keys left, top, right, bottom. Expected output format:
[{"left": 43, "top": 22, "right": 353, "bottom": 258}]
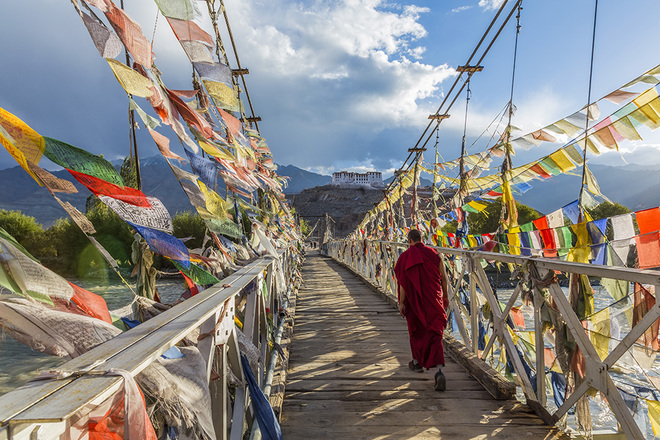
[{"left": 0, "top": 277, "right": 185, "bottom": 396}]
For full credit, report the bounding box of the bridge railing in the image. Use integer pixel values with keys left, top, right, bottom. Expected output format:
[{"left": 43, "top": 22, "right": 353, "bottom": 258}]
[
  {"left": 326, "top": 239, "right": 660, "bottom": 439},
  {"left": 0, "top": 245, "right": 301, "bottom": 440}
]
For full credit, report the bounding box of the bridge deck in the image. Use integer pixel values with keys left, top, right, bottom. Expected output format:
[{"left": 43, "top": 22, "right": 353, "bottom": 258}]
[{"left": 280, "top": 252, "right": 569, "bottom": 439}]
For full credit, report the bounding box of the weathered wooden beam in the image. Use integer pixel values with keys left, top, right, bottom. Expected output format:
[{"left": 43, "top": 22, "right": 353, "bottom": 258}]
[
  {"left": 428, "top": 113, "right": 450, "bottom": 120},
  {"left": 456, "top": 65, "right": 484, "bottom": 73},
  {"left": 444, "top": 334, "right": 515, "bottom": 400},
  {"left": 232, "top": 68, "right": 249, "bottom": 76}
]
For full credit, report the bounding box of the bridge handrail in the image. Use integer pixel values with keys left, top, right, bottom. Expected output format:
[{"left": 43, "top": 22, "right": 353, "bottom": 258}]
[
  {"left": 0, "top": 245, "right": 300, "bottom": 440},
  {"left": 326, "top": 239, "right": 660, "bottom": 440}
]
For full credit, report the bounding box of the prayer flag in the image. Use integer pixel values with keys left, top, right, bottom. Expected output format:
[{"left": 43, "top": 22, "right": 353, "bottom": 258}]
[
  {"left": 67, "top": 169, "right": 151, "bottom": 207},
  {"left": 149, "top": 129, "right": 184, "bottom": 161},
  {"left": 635, "top": 208, "right": 660, "bottom": 269},
  {"left": 44, "top": 137, "right": 124, "bottom": 186},
  {"left": 106, "top": 58, "right": 155, "bottom": 98},
  {"left": 612, "top": 213, "right": 634, "bottom": 264},
  {"left": 98, "top": 195, "right": 173, "bottom": 233},
  {"left": 28, "top": 163, "right": 77, "bottom": 194},
  {"left": 81, "top": 12, "right": 123, "bottom": 59},
  {"left": 154, "top": 0, "right": 199, "bottom": 20},
  {"left": 104, "top": 3, "right": 152, "bottom": 68},
  {"left": 69, "top": 282, "right": 112, "bottom": 324},
  {"left": 546, "top": 209, "right": 564, "bottom": 228},
  {"left": 171, "top": 260, "right": 220, "bottom": 286},
  {"left": 128, "top": 222, "right": 190, "bottom": 269},
  {"left": 562, "top": 200, "right": 580, "bottom": 224},
  {"left": 166, "top": 17, "right": 214, "bottom": 46},
  {"left": 0, "top": 107, "right": 45, "bottom": 170},
  {"left": 648, "top": 400, "right": 660, "bottom": 436}
]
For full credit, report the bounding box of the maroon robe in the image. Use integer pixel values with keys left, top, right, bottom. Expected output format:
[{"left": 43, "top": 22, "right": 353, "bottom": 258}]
[{"left": 394, "top": 242, "right": 447, "bottom": 369}]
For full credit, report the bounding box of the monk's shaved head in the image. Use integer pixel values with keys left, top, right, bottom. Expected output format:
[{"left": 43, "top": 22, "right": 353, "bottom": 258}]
[{"left": 408, "top": 229, "right": 422, "bottom": 243}]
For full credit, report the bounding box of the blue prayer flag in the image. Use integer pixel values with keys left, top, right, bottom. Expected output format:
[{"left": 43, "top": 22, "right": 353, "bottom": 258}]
[{"left": 129, "top": 221, "right": 191, "bottom": 269}]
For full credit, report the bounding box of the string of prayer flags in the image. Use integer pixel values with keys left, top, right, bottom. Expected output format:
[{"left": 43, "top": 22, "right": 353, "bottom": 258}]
[
  {"left": 44, "top": 137, "right": 124, "bottom": 187},
  {"left": 67, "top": 169, "right": 151, "bottom": 208},
  {"left": 148, "top": 129, "right": 184, "bottom": 161},
  {"left": 127, "top": 222, "right": 190, "bottom": 269}
]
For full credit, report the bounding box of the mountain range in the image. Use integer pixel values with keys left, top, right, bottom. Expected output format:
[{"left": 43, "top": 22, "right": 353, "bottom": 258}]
[
  {"left": 0, "top": 156, "right": 658, "bottom": 227},
  {"left": 0, "top": 156, "right": 333, "bottom": 227}
]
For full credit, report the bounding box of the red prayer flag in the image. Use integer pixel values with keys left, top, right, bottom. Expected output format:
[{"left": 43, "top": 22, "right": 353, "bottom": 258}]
[
  {"left": 69, "top": 282, "right": 112, "bottom": 324},
  {"left": 530, "top": 163, "right": 552, "bottom": 179},
  {"left": 633, "top": 283, "right": 660, "bottom": 350},
  {"left": 67, "top": 169, "right": 152, "bottom": 208},
  {"left": 635, "top": 208, "right": 660, "bottom": 269},
  {"left": 539, "top": 228, "right": 558, "bottom": 258}
]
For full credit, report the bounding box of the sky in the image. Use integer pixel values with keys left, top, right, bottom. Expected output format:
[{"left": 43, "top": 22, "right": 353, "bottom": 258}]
[{"left": 1, "top": 0, "right": 660, "bottom": 179}]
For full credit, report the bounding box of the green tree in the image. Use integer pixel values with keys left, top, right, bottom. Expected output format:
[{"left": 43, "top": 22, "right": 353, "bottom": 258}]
[
  {"left": 86, "top": 204, "right": 134, "bottom": 266},
  {"left": 0, "top": 210, "right": 47, "bottom": 257},
  {"left": 300, "top": 218, "right": 310, "bottom": 236},
  {"left": 586, "top": 201, "right": 631, "bottom": 221},
  {"left": 172, "top": 211, "right": 207, "bottom": 249}
]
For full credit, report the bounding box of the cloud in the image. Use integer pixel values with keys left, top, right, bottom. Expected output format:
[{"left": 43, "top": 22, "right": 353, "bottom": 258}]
[
  {"left": 217, "top": 0, "right": 455, "bottom": 169},
  {"left": 451, "top": 6, "right": 473, "bottom": 14},
  {"left": 478, "top": 0, "right": 505, "bottom": 11}
]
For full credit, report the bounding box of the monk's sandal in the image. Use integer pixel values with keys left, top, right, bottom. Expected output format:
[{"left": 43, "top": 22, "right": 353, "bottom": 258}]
[
  {"left": 434, "top": 370, "right": 446, "bottom": 391},
  {"left": 408, "top": 360, "right": 423, "bottom": 373}
]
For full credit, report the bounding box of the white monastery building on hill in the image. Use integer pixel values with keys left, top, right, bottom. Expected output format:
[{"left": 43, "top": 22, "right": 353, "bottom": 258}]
[{"left": 332, "top": 171, "right": 384, "bottom": 188}]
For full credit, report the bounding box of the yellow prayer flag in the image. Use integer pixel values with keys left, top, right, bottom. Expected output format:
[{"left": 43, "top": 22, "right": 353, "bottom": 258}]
[
  {"left": 648, "top": 399, "right": 660, "bottom": 436},
  {"left": 507, "top": 232, "right": 521, "bottom": 255},
  {"left": 203, "top": 80, "right": 240, "bottom": 112},
  {"left": 549, "top": 149, "right": 577, "bottom": 172},
  {"left": 467, "top": 236, "right": 478, "bottom": 248},
  {"left": 568, "top": 223, "right": 590, "bottom": 264},
  {"left": 198, "top": 180, "right": 228, "bottom": 218},
  {"left": 612, "top": 116, "right": 642, "bottom": 141},
  {"left": 584, "top": 165, "right": 602, "bottom": 196},
  {"left": 0, "top": 134, "right": 40, "bottom": 184},
  {"left": 0, "top": 107, "right": 45, "bottom": 166},
  {"left": 106, "top": 58, "right": 154, "bottom": 98},
  {"left": 553, "top": 119, "right": 582, "bottom": 136},
  {"left": 590, "top": 308, "right": 610, "bottom": 361},
  {"left": 633, "top": 86, "right": 659, "bottom": 107},
  {"left": 467, "top": 200, "right": 487, "bottom": 212}
]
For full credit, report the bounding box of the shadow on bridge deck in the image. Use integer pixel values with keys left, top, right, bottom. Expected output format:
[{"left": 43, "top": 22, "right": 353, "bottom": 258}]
[{"left": 280, "top": 252, "right": 569, "bottom": 439}]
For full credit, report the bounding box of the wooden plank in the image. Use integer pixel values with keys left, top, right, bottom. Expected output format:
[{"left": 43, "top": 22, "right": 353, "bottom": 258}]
[
  {"left": 281, "top": 253, "right": 570, "bottom": 439},
  {"left": 444, "top": 334, "right": 515, "bottom": 400}
]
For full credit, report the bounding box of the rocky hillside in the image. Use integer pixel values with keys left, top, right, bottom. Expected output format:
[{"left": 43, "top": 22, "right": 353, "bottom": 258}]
[{"left": 290, "top": 185, "right": 383, "bottom": 238}]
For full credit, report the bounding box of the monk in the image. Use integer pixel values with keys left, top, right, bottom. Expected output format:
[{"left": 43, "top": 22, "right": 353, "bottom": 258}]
[{"left": 394, "top": 229, "right": 450, "bottom": 391}]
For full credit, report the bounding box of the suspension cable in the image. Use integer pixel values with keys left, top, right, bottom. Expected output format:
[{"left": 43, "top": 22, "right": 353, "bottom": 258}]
[{"left": 578, "top": 0, "right": 600, "bottom": 215}]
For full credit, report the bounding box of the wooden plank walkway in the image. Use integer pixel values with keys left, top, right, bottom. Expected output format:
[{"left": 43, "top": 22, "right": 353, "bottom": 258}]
[{"left": 280, "top": 252, "right": 569, "bottom": 439}]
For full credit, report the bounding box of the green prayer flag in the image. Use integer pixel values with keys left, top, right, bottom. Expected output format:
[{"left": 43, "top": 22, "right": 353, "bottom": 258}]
[
  {"left": 172, "top": 260, "right": 220, "bottom": 286},
  {"left": 43, "top": 137, "right": 124, "bottom": 187}
]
